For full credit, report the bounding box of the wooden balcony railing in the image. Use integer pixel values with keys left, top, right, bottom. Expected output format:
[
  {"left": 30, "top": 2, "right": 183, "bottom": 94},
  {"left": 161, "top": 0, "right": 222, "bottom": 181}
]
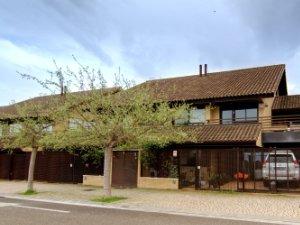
[
  {"left": 260, "top": 115, "right": 300, "bottom": 131},
  {"left": 197, "top": 115, "right": 300, "bottom": 132}
]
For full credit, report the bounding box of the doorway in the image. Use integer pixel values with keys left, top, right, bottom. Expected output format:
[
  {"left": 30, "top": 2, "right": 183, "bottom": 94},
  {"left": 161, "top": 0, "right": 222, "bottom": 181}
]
[{"left": 112, "top": 151, "right": 138, "bottom": 188}]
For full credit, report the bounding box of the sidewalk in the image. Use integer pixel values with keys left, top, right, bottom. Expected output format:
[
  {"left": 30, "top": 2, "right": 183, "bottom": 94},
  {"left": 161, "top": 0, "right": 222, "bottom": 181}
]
[{"left": 1, "top": 180, "right": 299, "bottom": 223}]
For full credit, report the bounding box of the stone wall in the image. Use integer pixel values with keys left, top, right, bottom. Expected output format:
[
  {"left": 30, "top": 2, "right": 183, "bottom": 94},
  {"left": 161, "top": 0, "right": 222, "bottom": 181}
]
[
  {"left": 82, "top": 175, "right": 103, "bottom": 187},
  {"left": 138, "top": 177, "right": 179, "bottom": 190}
]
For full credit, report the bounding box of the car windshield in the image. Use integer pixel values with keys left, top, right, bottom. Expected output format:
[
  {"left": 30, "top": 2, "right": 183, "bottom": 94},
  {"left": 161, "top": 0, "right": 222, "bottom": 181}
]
[{"left": 268, "top": 155, "right": 293, "bottom": 163}]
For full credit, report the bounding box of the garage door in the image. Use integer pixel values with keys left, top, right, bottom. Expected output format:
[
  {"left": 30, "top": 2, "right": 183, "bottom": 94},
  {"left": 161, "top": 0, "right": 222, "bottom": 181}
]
[
  {"left": 11, "top": 152, "right": 28, "bottom": 180},
  {"left": 112, "top": 151, "right": 138, "bottom": 188},
  {"left": 0, "top": 153, "right": 10, "bottom": 179}
]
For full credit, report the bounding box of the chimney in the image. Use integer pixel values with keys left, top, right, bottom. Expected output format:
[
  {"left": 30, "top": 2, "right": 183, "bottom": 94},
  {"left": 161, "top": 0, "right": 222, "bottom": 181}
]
[
  {"left": 199, "top": 64, "right": 203, "bottom": 76},
  {"left": 204, "top": 64, "right": 208, "bottom": 75}
]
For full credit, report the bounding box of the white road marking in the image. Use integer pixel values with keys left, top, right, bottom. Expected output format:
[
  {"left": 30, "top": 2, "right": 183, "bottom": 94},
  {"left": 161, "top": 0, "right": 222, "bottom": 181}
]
[
  {"left": 0, "top": 203, "right": 18, "bottom": 207},
  {"left": 13, "top": 205, "right": 70, "bottom": 213},
  {"left": 0, "top": 201, "right": 69, "bottom": 213}
]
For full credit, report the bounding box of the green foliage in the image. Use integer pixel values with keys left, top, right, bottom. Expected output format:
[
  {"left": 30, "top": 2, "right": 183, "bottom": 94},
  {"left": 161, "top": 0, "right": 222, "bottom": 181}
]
[
  {"left": 80, "top": 147, "right": 104, "bottom": 165},
  {"left": 91, "top": 196, "right": 127, "bottom": 203},
  {"left": 14, "top": 60, "right": 193, "bottom": 195},
  {"left": 208, "top": 173, "right": 231, "bottom": 188},
  {"left": 163, "top": 161, "right": 178, "bottom": 178},
  {"left": 0, "top": 96, "right": 61, "bottom": 150},
  {"left": 141, "top": 146, "right": 178, "bottom": 178},
  {"left": 20, "top": 189, "right": 38, "bottom": 195},
  {"left": 140, "top": 144, "right": 163, "bottom": 167},
  {"left": 33, "top": 63, "right": 192, "bottom": 153}
]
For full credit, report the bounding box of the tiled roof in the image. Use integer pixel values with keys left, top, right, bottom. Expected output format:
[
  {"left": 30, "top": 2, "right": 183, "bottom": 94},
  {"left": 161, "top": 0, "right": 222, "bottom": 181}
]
[
  {"left": 0, "top": 88, "right": 120, "bottom": 119},
  {"left": 0, "top": 95, "right": 55, "bottom": 117},
  {"left": 186, "top": 123, "right": 261, "bottom": 144},
  {"left": 0, "top": 95, "right": 58, "bottom": 119},
  {"left": 272, "top": 95, "right": 300, "bottom": 110},
  {"left": 138, "top": 64, "right": 285, "bottom": 102}
]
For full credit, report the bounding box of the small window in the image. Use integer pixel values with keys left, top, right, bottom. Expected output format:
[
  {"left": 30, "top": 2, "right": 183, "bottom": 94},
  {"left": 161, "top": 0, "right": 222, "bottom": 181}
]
[
  {"left": 268, "top": 155, "right": 293, "bottom": 163},
  {"left": 222, "top": 110, "right": 233, "bottom": 124},
  {"left": 43, "top": 124, "right": 53, "bottom": 133},
  {"left": 246, "top": 108, "right": 258, "bottom": 121},
  {"left": 235, "top": 109, "right": 246, "bottom": 121},
  {"left": 189, "top": 108, "right": 206, "bottom": 124},
  {"left": 68, "top": 119, "right": 81, "bottom": 129},
  {"left": 174, "top": 110, "right": 189, "bottom": 125},
  {"left": 10, "top": 124, "right": 22, "bottom": 134},
  {"left": 83, "top": 121, "right": 95, "bottom": 130}
]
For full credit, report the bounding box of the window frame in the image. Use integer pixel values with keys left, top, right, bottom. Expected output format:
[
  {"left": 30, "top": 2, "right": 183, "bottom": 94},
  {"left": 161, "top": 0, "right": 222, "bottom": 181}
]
[
  {"left": 43, "top": 124, "right": 53, "bottom": 133},
  {"left": 174, "top": 107, "right": 206, "bottom": 125},
  {"left": 9, "top": 123, "right": 22, "bottom": 135},
  {"left": 68, "top": 118, "right": 82, "bottom": 130},
  {"left": 221, "top": 104, "right": 258, "bottom": 124},
  {"left": 189, "top": 107, "right": 206, "bottom": 124}
]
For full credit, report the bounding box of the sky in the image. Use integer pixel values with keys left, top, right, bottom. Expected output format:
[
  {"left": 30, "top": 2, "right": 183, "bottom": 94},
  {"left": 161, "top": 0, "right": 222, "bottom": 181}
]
[{"left": 0, "top": 0, "right": 300, "bottom": 105}]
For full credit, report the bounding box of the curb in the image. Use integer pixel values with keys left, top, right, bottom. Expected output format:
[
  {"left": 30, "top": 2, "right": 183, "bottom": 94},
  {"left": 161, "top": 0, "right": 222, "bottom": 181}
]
[{"left": 1, "top": 194, "right": 300, "bottom": 225}]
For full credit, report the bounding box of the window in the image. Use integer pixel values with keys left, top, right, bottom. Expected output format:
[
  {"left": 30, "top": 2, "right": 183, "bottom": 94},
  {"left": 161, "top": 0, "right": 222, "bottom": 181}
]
[
  {"left": 235, "top": 109, "right": 246, "bottom": 121},
  {"left": 189, "top": 108, "right": 206, "bottom": 124},
  {"left": 222, "top": 110, "right": 233, "bottom": 124},
  {"left": 174, "top": 110, "right": 189, "bottom": 125},
  {"left": 246, "top": 108, "right": 258, "bottom": 121},
  {"left": 69, "top": 119, "right": 95, "bottom": 130},
  {"left": 175, "top": 107, "right": 206, "bottom": 125},
  {"left": 10, "top": 123, "right": 22, "bottom": 134},
  {"left": 268, "top": 155, "right": 293, "bottom": 163},
  {"left": 221, "top": 107, "right": 258, "bottom": 124},
  {"left": 43, "top": 124, "right": 53, "bottom": 133},
  {"left": 68, "top": 119, "right": 81, "bottom": 129},
  {"left": 83, "top": 121, "right": 95, "bottom": 130}
]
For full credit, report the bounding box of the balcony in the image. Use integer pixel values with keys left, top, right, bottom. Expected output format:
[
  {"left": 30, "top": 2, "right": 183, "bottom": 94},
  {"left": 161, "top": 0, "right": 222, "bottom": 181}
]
[
  {"left": 260, "top": 115, "right": 300, "bottom": 145},
  {"left": 200, "top": 115, "right": 300, "bottom": 131},
  {"left": 178, "top": 115, "right": 300, "bottom": 145},
  {"left": 260, "top": 115, "right": 300, "bottom": 132}
]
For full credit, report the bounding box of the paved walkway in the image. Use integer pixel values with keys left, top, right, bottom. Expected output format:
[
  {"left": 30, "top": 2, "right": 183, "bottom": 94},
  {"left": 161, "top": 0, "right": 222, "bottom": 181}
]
[
  {"left": 1, "top": 198, "right": 279, "bottom": 225},
  {"left": 0, "top": 180, "right": 300, "bottom": 223}
]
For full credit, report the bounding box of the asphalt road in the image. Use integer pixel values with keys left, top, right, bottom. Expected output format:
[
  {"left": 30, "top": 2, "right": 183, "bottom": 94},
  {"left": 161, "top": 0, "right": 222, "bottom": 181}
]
[{"left": 0, "top": 197, "right": 284, "bottom": 225}]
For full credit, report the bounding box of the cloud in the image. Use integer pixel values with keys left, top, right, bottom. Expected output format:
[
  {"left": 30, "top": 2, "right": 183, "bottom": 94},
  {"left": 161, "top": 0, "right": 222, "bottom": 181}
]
[
  {"left": 233, "top": 0, "right": 300, "bottom": 56},
  {"left": 0, "top": 0, "right": 300, "bottom": 105}
]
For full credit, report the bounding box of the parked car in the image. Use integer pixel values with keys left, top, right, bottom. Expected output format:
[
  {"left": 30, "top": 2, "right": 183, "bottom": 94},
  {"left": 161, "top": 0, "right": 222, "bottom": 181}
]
[{"left": 262, "top": 150, "right": 300, "bottom": 187}]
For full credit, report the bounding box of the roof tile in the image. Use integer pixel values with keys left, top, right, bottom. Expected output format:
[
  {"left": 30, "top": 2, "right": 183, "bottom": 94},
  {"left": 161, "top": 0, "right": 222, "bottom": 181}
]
[
  {"left": 273, "top": 95, "right": 300, "bottom": 110},
  {"left": 138, "top": 64, "right": 285, "bottom": 102},
  {"left": 186, "top": 123, "right": 261, "bottom": 144}
]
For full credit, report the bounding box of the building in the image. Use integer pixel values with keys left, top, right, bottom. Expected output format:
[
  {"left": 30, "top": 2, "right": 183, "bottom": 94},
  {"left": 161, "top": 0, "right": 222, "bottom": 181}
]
[
  {"left": 1, "top": 64, "right": 300, "bottom": 193},
  {"left": 111, "top": 64, "right": 300, "bottom": 193}
]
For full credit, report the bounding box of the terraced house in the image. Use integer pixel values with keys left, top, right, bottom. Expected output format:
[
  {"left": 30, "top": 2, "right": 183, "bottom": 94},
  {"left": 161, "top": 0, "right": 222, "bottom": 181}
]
[{"left": 1, "top": 64, "right": 300, "bottom": 193}]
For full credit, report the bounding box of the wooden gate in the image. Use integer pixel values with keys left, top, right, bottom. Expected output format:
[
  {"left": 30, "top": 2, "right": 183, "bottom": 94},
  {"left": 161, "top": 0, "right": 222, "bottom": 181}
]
[
  {"left": 112, "top": 151, "right": 138, "bottom": 188},
  {"left": 0, "top": 151, "right": 85, "bottom": 183},
  {"left": 0, "top": 153, "right": 11, "bottom": 179},
  {"left": 10, "top": 152, "right": 29, "bottom": 180}
]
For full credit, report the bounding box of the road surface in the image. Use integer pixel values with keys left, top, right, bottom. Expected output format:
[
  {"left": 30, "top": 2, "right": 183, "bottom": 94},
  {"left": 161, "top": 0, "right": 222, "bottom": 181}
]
[{"left": 0, "top": 197, "right": 288, "bottom": 225}]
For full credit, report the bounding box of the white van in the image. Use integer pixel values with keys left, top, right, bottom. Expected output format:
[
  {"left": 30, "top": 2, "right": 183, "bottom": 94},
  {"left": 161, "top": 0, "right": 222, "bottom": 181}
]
[{"left": 262, "top": 150, "right": 300, "bottom": 187}]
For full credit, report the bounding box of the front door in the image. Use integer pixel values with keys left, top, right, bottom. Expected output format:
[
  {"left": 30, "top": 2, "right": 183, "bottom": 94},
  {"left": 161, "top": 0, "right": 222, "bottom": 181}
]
[
  {"left": 179, "top": 149, "right": 197, "bottom": 188},
  {"left": 112, "top": 151, "right": 138, "bottom": 188}
]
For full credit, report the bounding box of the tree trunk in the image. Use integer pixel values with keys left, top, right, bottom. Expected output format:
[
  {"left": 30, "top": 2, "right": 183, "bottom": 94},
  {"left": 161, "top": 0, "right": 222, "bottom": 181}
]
[
  {"left": 103, "top": 147, "right": 113, "bottom": 196},
  {"left": 27, "top": 147, "right": 38, "bottom": 191}
]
